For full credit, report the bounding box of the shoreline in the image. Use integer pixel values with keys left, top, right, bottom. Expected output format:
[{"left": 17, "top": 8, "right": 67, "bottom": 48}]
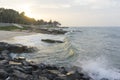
[
  {"left": 0, "top": 30, "right": 91, "bottom": 80},
  {"left": 0, "top": 42, "right": 91, "bottom": 80},
  {"left": 0, "top": 30, "right": 35, "bottom": 41}
]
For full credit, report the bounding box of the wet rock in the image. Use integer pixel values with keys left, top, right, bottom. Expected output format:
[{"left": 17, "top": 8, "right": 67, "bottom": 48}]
[
  {"left": 0, "top": 55, "right": 5, "bottom": 60},
  {"left": 0, "top": 69, "right": 9, "bottom": 79},
  {"left": 66, "top": 71, "right": 82, "bottom": 80},
  {"left": 9, "top": 61, "right": 22, "bottom": 65},
  {"left": 13, "top": 70, "right": 30, "bottom": 79},
  {"left": 14, "top": 57, "right": 26, "bottom": 62},
  {"left": 0, "top": 42, "right": 35, "bottom": 53},
  {"left": 66, "top": 71, "right": 75, "bottom": 76},
  {"left": 38, "top": 63, "right": 47, "bottom": 70},
  {"left": 41, "top": 39, "right": 64, "bottom": 43},
  {"left": 0, "top": 60, "right": 9, "bottom": 65},
  {"left": 101, "top": 78, "right": 109, "bottom": 80},
  {"left": 59, "top": 67, "right": 68, "bottom": 74},
  {"left": 22, "top": 66, "right": 33, "bottom": 74},
  {"left": 54, "top": 77, "right": 65, "bottom": 80},
  {"left": 48, "top": 70, "right": 61, "bottom": 75},
  {"left": 45, "top": 64, "right": 58, "bottom": 70},
  {"left": 32, "top": 70, "right": 40, "bottom": 80},
  {"left": 11, "top": 65, "right": 31, "bottom": 74},
  {"left": 30, "top": 63, "right": 39, "bottom": 71},
  {"left": 43, "top": 73, "right": 58, "bottom": 80},
  {"left": 0, "top": 42, "right": 92, "bottom": 80},
  {"left": 39, "top": 76, "right": 49, "bottom": 80},
  {"left": 21, "top": 61, "right": 30, "bottom": 66},
  {"left": 1, "top": 50, "right": 11, "bottom": 60}
]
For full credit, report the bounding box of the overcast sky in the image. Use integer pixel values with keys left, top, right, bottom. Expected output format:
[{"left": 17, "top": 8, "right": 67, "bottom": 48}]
[{"left": 0, "top": 0, "right": 120, "bottom": 26}]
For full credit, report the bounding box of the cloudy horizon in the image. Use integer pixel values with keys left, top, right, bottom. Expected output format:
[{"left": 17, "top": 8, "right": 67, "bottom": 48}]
[{"left": 0, "top": 0, "right": 120, "bottom": 26}]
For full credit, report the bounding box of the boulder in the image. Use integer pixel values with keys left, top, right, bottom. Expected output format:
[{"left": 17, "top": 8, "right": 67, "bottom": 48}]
[
  {"left": 0, "top": 55, "right": 5, "bottom": 60},
  {"left": 41, "top": 39, "right": 64, "bottom": 43},
  {"left": 0, "top": 42, "right": 35, "bottom": 53},
  {"left": 14, "top": 57, "right": 26, "bottom": 62},
  {"left": 1, "top": 50, "right": 11, "bottom": 60},
  {"left": 13, "top": 70, "right": 30, "bottom": 79},
  {"left": 9, "top": 61, "right": 22, "bottom": 65},
  {"left": 0, "top": 60, "right": 9, "bottom": 65},
  {"left": 0, "top": 69, "right": 9, "bottom": 79}
]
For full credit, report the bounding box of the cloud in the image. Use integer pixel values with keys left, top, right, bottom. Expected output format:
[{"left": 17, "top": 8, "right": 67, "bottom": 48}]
[
  {"left": 72, "top": 0, "right": 120, "bottom": 10},
  {"left": 0, "top": 0, "right": 120, "bottom": 26},
  {"left": 37, "top": 4, "right": 71, "bottom": 9}
]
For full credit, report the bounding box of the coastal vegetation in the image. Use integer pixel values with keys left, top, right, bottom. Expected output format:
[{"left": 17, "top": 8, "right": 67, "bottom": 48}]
[
  {"left": 0, "top": 8, "right": 61, "bottom": 27},
  {"left": 0, "top": 26, "right": 21, "bottom": 31}
]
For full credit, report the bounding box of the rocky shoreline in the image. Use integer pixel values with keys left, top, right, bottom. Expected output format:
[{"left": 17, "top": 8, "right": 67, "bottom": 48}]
[{"left": 0, "top": 42, "right": 91, "bottom": 80}]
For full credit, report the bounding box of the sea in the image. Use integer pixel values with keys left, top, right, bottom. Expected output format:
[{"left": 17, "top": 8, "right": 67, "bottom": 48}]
[{"left": 3, "top": 27, "right": 120, "bottom": 80}]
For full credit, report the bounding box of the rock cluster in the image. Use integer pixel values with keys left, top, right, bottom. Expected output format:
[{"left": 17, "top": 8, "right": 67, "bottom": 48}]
[
  {"left": 0, "top": 42, "right": 35, "bottom": 53},
  {"left": 35, "top": 28, "right": 67, "bottom": 35},
  {"left": 0, "top": 42, "right": 91, "bottom": 80}
]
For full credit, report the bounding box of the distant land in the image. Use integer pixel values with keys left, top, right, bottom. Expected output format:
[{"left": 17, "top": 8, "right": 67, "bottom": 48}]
[{"left": 0, "top": 8, "right": 61, "bottom": 27}]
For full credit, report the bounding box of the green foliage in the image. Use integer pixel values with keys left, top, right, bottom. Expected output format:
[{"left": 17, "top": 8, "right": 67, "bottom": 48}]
[
  {"left": 0, "top": 8, "right": 61, "bottom": 26},
  {"left": 0, "top": 26, "right": 21, "bottom": 31}
]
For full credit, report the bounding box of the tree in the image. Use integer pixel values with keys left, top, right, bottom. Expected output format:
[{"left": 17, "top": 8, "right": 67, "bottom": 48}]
[
  {"left": 0, "top": 8, "right": 61, "bottom": 27},
  {"left": 53, "top": 21, "right": 61, "bottom": 27}
]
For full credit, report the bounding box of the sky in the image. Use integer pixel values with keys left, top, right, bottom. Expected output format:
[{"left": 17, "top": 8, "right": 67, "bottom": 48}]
[{"left": 0, "top": 0, "right": 120, "bottom": 26}]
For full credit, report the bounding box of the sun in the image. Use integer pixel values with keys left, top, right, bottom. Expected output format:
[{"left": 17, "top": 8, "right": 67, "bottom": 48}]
[{"left": 20, "top": 5, "right": 34, "bottom": 18}]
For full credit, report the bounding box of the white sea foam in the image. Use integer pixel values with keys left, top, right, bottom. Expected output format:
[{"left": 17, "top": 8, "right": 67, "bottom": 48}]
[
  {"left": 75, "top": 56, "right": 120, "bottom": 80},
  {"left": 3, "top": 33, "right": 65, "bottom": 47}
]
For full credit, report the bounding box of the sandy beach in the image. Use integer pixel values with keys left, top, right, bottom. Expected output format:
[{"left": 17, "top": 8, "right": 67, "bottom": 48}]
[{"left": 0, "top": 30, "right": 34, "bottom": 41}]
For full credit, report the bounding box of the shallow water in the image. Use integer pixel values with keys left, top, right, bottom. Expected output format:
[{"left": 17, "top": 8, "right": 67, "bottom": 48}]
[{"left": 3, "top": 27, "right": 120, "bottom": 80}]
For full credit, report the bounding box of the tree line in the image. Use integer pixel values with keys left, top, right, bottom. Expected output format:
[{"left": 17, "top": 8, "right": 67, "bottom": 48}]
[{"left": 0, "top": 8, "right": 61, "bottom": 26}]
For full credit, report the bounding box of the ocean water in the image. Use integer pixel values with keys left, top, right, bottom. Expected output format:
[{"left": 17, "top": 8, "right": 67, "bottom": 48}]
[{"left": 3, "top": 27, "right": 120, "bottom": 80}]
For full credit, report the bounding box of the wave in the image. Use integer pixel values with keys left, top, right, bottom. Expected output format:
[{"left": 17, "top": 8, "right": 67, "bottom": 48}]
[
  {"left": 2, "top": 33, "right": 77, "bottom": 65},
  {"left": 74, "top": 55, "right": 120, "bottom": 80},
  {"left": 3, "top": 30, "right": 120, "bottom": 80}
]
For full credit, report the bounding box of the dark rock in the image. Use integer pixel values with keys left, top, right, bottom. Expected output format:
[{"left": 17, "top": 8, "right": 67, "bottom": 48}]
[
  {"left": 13, "top": 70, "right": 30, "bottom": 79},
  {"left": 41, "top": 39, "right": 64, "bottom": 43},
  {"left": 0, "top": 55, "right": 5, "bottom": 60},
  {"left": 0, "top": 42, "right": 92, "bottom": 80},
  {"left": 1, "top": 50, "right": 9, "bottom": 54},
  {"left": 0, "top": 69, "right": 9, "bottom": 79},
  {"left": 0, "top": 42, "right": 35, "bottom": 53},
  {"left": 66, "top": 71, "right": 81, "bottom": 80},
  {"left": 4, "top": 66, "right": 13, "bottom": 74},
  {"left": 59, "top": 67, "right": 68, "bottom": 74},
  {"left": 1, "top": 50, "right": 11, "bottom": 60},
  {"left": 101, "top": 78, "right": 109, "bottom": 80},
  {"left": 11, "top": 65, "right": 32, "bottom": 74},
  {"left": 21, "top": 61, "right": 30, "bottom": 66},
  {"left": 45, "top": 64, "right": 58, "bottom": 70},
  {"left": 14, "top": 57, "right": 26, "bottom": 62},
  {"left": 36, "top": 28, "right": 67, "bottom": 35},
  {"left": 0, "top": 60, "right": 9, "bottom": 65},
  {"left": 43, "top": 73, "right": 58, "bottom": 80},
  {"left": 22, "top": 66, "right": 33, "bottom": 74},
  {"left": 81, "top": 75, "right": 91, "bottom": 80},
  {"left": 32, "top": 70, "right": 40, "bottom": 80},
  {"left": 38, "top": 63, "right": 47, "bottom": 70},
  {"left": 39, "top": 76, "right": 49, "bottom": 80},
  {"left": 54, "top": 77, "right": 65, "bottom": 80}
]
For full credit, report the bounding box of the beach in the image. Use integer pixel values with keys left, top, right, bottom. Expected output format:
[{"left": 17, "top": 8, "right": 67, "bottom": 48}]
[{"left": 0, "top": 30, "right": 34, "bottom": 41}]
